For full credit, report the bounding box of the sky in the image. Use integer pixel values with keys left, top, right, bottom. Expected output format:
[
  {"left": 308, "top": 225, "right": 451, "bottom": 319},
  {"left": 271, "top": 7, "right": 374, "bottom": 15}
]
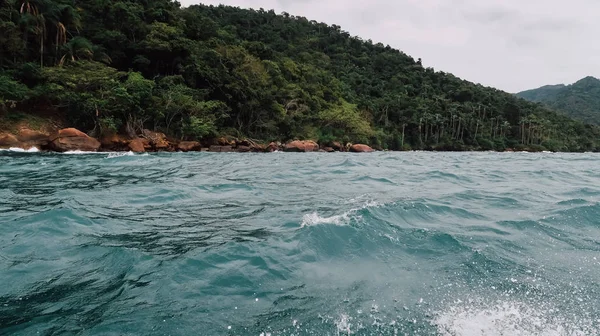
[{"left": 180, "top": 0, "right": 600, "bottom": 93}]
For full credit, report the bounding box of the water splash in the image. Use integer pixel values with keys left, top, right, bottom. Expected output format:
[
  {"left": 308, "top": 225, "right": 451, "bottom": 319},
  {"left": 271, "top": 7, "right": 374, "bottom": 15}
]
[
  {"left": 300, "top": 200, "right": 382, "bottom": 227},
  {"left": 433, "top": 298, "right": 599, "bottom": 336}
]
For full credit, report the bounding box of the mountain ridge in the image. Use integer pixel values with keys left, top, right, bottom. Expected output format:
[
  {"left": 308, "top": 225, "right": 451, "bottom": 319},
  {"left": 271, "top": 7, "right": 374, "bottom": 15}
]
[{"left": 517, "top": 76, "right": 600, "bottom": 125}]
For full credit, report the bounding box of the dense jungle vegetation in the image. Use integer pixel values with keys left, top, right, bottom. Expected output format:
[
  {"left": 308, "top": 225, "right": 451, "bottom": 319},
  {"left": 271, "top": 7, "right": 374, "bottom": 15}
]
[
  {"left": 1, "top": 0, "right": 599, "bottom": 151},
  {"left": 518, "top": 76, "right": 600, "bottom": 127}
]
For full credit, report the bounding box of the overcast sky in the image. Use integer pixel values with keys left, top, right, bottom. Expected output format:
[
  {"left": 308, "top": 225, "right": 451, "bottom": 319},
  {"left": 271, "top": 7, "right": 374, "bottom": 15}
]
[{"left": 180, "top": 0, "right": 600, "bottom": 93}]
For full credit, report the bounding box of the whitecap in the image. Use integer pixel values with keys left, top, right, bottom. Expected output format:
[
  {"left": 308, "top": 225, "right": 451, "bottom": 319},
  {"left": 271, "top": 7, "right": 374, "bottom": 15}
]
[
  {"left": 301, "top": 212, "right": 351, "bottom": 227},
  {"left": 300, "top": 200, "right": 382, "bottom": 228},
  {"left": 433, "top": 299, "right": 598, "bottom": 336},
  {"left": 0, "top": 147, "right": 40, "bottom": 153},
  {"left": 106, "top": 151, "right": 135, "bottom": 159},
  {"left": 62, "top": 150, "right": 105, "bottom": 155}
]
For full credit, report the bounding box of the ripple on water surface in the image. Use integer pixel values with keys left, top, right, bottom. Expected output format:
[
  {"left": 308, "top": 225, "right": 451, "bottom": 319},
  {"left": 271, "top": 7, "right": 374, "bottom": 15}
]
[{"left": 0, "top": 151, "right": 599, "bottom": 335}]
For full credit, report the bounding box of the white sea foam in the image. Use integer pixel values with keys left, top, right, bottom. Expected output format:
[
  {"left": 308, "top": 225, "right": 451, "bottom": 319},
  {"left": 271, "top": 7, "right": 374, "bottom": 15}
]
[
  {"left": 433, "top": 299, "right": 598, "bottom": 336},
  {"left": 300, "top": 200, "right": 382, "bottom": 228},
  {"left": 335, "top": 313, "right": 352, "bottom": 335},
  {"left": 0, "top": 147, "right": 40, "bottom": 153},
  {"left": 62, "top": 150, "right": 105, "bottom": 155},
  {"left": 106, "top": 151, "right": 135, "bottom": 158}
]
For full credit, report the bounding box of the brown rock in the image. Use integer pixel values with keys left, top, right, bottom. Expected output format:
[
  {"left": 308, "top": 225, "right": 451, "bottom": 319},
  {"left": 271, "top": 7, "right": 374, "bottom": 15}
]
[
  {"left": 217, "top": 137, "right": 236, "bottom": 146},
  {"left": 284, "top": 140, "right": 319, "bottom": 152},
  {"left": 100, "top": 134, "right": 130, "bottom": 151},
  {"left": 50, "top": 128, "right": 87, "bottom": 140},
  {"left": 251, "top": 143, "right": 266, "bottom": 152},
  {"left": 178, "top": 141, "right": 201, "bottom": 152},
  {"left": 209, "top": 145, "right": 233, "bottom": 152},
  {"left": 128, "top": 139, "right": 146, "bottom": 153},
  {"left": 331, "top": 141, "right": 344, "bottom": 151},
  {"left": 349, "top": 144, "right": 374, "bottom": 153},
  {"left": 0, "top": 133, "right": 21, "bottom": 148},
  {"left": 18, "top": 129, "right": 49, "bottom": 146},
  {"left": 237, "top": 145, "right": 251, "bottom": 152},
  {"left": 142, "top": 129, "right": 170, "bottom": 150},
  {"left": 323, "top": 147, "right": 335, "bottom": 152},
  {"left": 237, "top": 139, "right": 251, "bottom": 147},
  {"left": 50, "top": 128, "right": 101, "bottom": 152},
  {"left": 267, "top": 142, "right": 280, "bottom": 152}
]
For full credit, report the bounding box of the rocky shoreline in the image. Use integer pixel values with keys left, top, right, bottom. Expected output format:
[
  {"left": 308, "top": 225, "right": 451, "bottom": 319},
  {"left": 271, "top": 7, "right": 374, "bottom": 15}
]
[{"left": 0, "top": 128, "right": 375, "bottom": 153}]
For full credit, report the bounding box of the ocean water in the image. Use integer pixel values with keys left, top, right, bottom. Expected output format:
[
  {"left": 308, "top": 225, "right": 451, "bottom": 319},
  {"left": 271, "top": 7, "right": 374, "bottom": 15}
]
[{"left": 1, "top": 151, "right": 599, "bottom": 335}]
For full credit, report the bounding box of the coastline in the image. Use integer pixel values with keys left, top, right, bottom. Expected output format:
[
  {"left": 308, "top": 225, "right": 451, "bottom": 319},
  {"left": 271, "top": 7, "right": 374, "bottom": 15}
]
[{"left": 0, "top": 127, "right": 581, "bottom": 154}]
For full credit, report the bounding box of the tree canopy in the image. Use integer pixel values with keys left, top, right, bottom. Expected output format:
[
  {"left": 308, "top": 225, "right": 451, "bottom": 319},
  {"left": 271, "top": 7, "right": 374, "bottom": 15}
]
[
  {"left": 1, "top": 0, "right": 599, "bottom": 151},
  {"left": 518, "top": 77, "right": 600, "bottom": 127}
]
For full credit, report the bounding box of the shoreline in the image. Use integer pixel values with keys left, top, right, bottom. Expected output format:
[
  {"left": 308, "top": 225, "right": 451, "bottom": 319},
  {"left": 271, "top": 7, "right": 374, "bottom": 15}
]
[
  {"left": 0, "top": 146, "right": 578, "bottom": 155},
  {"left": 0, "top": 127, "right": 586, "bottom": 154}
]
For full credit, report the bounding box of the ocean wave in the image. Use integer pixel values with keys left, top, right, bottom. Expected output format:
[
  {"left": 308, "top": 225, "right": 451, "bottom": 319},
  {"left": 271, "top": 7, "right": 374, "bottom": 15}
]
[
  {"left": 433, "top": 298, "right": 598, "bottom": 336},
  {"left": 300, "top": 200, "right": 382, "bottom": 228},
  {"left": 0, "top": 147, "right": 40, "bottom": 153},
  {"left": 105, "top": 151, "right": 136, "bottom": 158},
  {"left": 61, "top": 150, "right": 106, "bottom": 155}
]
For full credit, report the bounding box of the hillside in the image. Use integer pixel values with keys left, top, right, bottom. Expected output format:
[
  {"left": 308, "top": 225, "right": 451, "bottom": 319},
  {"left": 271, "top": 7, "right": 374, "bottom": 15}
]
[
  {"left": 517, "top": 77, "right": 600, "bottom": 125},
  {"left": 1, "top": 0, "right": 600, "bottom": 151}
]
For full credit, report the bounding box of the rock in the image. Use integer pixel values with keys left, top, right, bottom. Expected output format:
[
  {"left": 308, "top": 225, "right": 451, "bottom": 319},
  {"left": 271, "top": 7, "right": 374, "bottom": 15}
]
[
  {"left": 142, "top": 129, "right": 170, "bottom": 150},
  {"left": 0, "top": 133, "right": 21, "bottom": 148},
  {"left": 128, "top": 138, "right": 146, "bottom": 153},
  {"left": 323, "top": 147, "right": 335, "bottom": 152},
  {"left": 349, "top": 144, "right": 374, "bottom": 153},
  {"left": 100, "top": 134, "right": 130, "bottom": 151},
  {"left": 330, "top": 141, "right": 344, "bottom": 152},
  {"left": 178, "top": 141, "right": 201, "bottom": 152},
  {"left": 267, "top": 142, "right": 280, "bottom": 152},
  {"left": 17, "top": 129, "right": 49, "bottom": 147},
  {"left": 237, "top": 139, "right": 251, "bottom": 147},
  {"left": 50, "top": 128, "right": 101, "bottom": 152},
  {"left": 217, "top": 137, "right": 236, "bottom": 146},
  {"left": 209, "top": 145, "right": 233, "bottom": 152},
  {"left": 237, "top": 145, "right": 251, "bottom": 152},
  {"left": 250, "top": 143, "right": 266, "bottom": 152},
  {"left": 284, "top": 140, "right": 319, "bottom": 152}
]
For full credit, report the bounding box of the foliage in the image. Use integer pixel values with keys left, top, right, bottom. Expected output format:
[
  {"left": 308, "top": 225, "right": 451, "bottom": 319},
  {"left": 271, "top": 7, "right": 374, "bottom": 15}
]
[
  {"left": 517, "top": 77, "right": 600, "bottom": 126},
  {"left": 0, "top": 0, "right": 599, "bottom": 150}
]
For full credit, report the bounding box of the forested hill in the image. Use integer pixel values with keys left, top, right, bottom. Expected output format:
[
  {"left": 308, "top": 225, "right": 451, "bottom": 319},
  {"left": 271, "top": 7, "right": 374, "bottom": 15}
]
[
  {"left": 1, "top": 1, "right": 599, "bottom": 152},
  {"left": 517, "top": 77, "right": 600, "bottom": 126}
]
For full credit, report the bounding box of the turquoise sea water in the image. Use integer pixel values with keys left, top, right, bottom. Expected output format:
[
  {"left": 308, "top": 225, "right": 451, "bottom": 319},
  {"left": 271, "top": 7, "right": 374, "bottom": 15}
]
[{"left": 1, "top": 151, "right": 599, "bottom": 335}]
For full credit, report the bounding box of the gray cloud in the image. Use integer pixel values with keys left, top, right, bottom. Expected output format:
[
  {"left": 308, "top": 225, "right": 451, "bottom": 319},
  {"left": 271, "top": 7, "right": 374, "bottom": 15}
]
[{"left": 180, "top": 0, "right": 600, "bottom": 92}]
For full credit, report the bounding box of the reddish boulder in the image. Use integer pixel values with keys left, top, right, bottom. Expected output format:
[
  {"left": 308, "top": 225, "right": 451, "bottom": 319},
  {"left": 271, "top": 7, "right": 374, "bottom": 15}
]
[
  {"left": 349, "top": 144, "right": 374, "bottom": 153},
  {"left": 267, "top": 142, "right": 280, "bottom": 152},
  {"left": 142, "top": 129, "right": 170, "bottom": 150},
  {"left": 209, "top": 145, "right": 233, "bottom": 152},
  {"left": 217, "top": 137, "right": 236, "bottom": 146},
  {"left": 100, "top": 134, "right": 130, "bottom": 151},
  {"left": 330, "top": 141, "right": 344, "bottom": 152},
  {"left": 50, "top": 128, "right": 101, "bottom": 152},
  {"left": 178, "top": 141, "right": 201, "bottom": 152},
  {"left": 17, "top": 129, "right": 49, "bottom": 147},
  {"left": 128, "top": 139, "right": 146, "bottom": 153},
  {"left": 237, "top": 145, "right": 251, "bottom": 152},
  {"left": 284, "top": 140, "right": 319, "bottom": 152},
  {"left": 237, "top": 139, "right": 251, "bottom": 147},
  {"left": 0, "top": 133, "right": 21, "bottom": 148},
  {"left": 323, "top": 147, "right": 335, "bottom": 153},
  {"left": 250, "top": 143, "right": 266, "bottom": 152}
]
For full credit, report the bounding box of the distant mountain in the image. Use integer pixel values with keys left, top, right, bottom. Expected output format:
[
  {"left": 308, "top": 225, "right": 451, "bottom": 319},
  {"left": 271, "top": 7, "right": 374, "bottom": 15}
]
[{"left": 517, "top": 77, "right": 600, "bottom": 125}]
